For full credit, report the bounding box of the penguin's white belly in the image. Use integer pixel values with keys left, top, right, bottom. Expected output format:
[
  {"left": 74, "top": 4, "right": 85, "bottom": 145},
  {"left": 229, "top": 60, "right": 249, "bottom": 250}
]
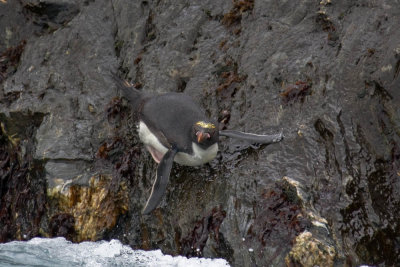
[
  {"left": 175, "top": 142, "right": 218, "bottom": 166},
  {"left": 138, "top": 121, "right": 218, "bottom": 166}
]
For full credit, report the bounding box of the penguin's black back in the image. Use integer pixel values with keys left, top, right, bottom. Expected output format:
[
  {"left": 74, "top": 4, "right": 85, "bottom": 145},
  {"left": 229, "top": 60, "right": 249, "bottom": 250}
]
[{"left": 140, "top": 93, "right": 208, "bottom": 153}]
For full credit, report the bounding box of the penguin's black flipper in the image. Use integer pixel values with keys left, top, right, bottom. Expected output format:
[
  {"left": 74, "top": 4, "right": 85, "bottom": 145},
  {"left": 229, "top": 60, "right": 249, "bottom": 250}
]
[
  {"left": 142, "top": 148, "right": 178, "bottom": 215},
  {"left": 219, "top": 130, "right": 283, "bottom": 144}
]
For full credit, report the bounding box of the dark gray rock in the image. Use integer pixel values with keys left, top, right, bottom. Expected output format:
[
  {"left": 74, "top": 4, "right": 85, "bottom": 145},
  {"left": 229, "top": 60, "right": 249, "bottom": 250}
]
[{"left": 1, "top": 0, "right": 400, "bottom": 266}]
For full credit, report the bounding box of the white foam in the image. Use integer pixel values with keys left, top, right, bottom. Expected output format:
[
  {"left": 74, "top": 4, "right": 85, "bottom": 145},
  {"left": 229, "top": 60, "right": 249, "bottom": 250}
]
[{"left": 0, "top": 237, "right": 230, "bottom": 267}]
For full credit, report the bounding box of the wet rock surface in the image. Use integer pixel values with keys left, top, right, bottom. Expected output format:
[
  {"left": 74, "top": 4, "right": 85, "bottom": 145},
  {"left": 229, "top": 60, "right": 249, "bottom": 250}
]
[{"left": 1, "top": 0, "right": 400, "bottom": 266}]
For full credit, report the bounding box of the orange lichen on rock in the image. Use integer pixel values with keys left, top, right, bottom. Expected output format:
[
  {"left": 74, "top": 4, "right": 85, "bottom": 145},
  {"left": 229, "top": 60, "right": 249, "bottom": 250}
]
[
  {"left": 222, "top": 0, "right": 254, "bottom": 27},
  {"left": 285, "top": 231, "right": 336, "bottom": 267},
  {"left": 280, "top": 80, "right": 312, "bottom": 104},
  {"left": 48, "top": 175, "right": 129, "bottom": 242}
]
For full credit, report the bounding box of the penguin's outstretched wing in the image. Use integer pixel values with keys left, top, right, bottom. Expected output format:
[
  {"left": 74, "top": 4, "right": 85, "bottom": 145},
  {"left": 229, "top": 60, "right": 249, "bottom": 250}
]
[
  {"left": 219, "top": 130, "right": 283, "bottom": 144},
  {"left": 142, "top": 148, "right": 178, "bottom": 215}
]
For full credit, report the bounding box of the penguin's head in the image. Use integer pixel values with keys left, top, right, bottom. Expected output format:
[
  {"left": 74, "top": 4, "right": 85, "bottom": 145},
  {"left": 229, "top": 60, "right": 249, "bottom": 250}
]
[{"left": 193, "top": 121, "right": 218, "bottom": 147}]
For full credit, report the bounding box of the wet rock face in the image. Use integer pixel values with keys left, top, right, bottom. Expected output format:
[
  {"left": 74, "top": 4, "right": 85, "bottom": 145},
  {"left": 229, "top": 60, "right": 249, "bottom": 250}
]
[
  {"left": 1, "top": 0, "right": 400, "bottom": 266},
  {"left": 0, "top": 112, "right": 46, "bottom": 242},
  {"left": 49, "top": 213, "right": 75, "bottom": 240}
]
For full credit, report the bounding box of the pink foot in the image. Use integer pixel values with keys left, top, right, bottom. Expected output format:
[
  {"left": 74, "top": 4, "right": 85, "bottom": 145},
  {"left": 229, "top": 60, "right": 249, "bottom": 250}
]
[{"left": 146, "top": 145, "right": 165, "bottom": 163}]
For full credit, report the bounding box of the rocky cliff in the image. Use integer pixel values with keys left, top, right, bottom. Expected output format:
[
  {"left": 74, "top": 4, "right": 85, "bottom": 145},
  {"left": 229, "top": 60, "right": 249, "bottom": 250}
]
[{"left": 1, "top": 0, "right": 399, "bottom": 266}]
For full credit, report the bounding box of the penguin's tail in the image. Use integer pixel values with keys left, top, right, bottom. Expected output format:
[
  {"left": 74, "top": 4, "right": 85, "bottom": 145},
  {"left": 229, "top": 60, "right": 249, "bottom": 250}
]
[{"left": 110, "top": 71, "right": 144, "bottom": 109}]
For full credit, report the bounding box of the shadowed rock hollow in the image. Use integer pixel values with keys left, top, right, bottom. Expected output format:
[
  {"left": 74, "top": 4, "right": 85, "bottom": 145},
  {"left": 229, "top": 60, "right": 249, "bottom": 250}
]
[{"left": 1, "top": 0, "right": 400, "bottom": 266}]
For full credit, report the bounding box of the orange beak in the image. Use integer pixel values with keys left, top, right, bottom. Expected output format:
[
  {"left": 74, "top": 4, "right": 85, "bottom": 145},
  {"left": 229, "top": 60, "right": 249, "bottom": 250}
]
[{"left": 196, "top": 132, "right": 210, "bottom": 143}]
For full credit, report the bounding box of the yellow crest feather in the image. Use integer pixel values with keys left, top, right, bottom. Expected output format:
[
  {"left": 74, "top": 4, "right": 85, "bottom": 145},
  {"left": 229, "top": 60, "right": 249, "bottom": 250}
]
[{"left": 196, "top": 121, "right": 216, "bottom": 129}]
